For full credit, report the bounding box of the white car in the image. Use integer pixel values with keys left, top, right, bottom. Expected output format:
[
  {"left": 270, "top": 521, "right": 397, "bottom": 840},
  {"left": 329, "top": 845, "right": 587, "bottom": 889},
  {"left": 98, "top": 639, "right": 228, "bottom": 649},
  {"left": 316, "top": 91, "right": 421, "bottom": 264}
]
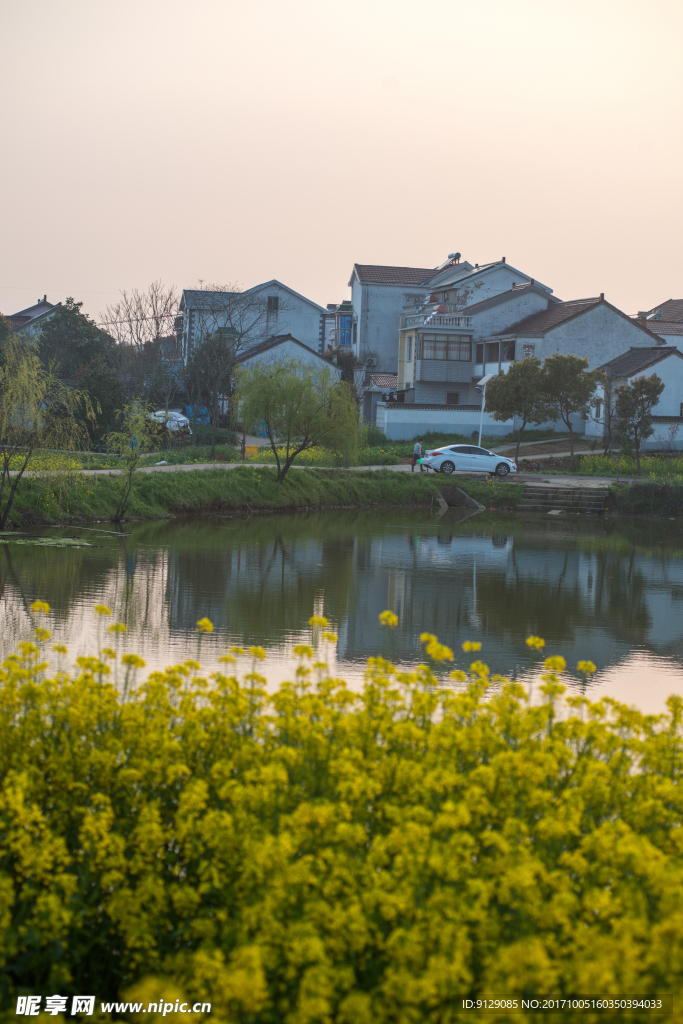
[{"left": 422, "top": 444, "right": 516, "bottom": 477}]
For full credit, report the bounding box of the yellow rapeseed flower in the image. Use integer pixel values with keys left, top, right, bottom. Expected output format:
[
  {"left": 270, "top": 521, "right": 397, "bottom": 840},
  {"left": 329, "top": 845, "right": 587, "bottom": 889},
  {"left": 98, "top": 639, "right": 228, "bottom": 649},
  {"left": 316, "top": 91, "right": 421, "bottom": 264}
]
[
  {"left": 196, "top": 617, "right": 214, "bottom": 633},
  {"left": 31, "top": 600, "right": 51, "bottom": 614},
  {"left": 462, "top": 640, "right": 482, "bottom": 652},
  {"left": 308, "top": 614, "right": 329, "bottom": 627},
  {"left": 108, "top": 623, "right": 127, "bottom": 634},
  {"left": 544, "top": 655, "right": 566, "bottom": 672},
  {"left": 94, "top": 604, "right": 112, "bottom": 617},
  {"left": 379, "top": 610, "right": 399, "bottom": 628},
  {"left": 526, "top": 635, "right": 546, "bottom": 651},
  {"left": 577, "top": 660, "right": 597, "bottom": 675}
]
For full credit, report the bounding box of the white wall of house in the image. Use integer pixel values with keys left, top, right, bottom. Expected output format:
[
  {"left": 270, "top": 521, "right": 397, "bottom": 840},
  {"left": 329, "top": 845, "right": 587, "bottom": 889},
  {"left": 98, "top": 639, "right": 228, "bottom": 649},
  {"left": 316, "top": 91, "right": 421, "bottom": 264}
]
[
  {"left": 470, "top": 290, "right": 550, "bottom": 338},
  {"left": 351, "top": 279, "right": 423, "bottom": 374},
  {"left": 376, "top": 403, "right": 512, "bottom": 440},
  {"left": 181, "top": 281, "right": 327, "bottom": 358},
  {"left": 534, "top": 305, "right": 656, "bottom": 368},
  {"left": 238, "top": 338, "right": 342, "bottom": 378},
  {"left": 651, "top": 329, "right": 683, "bottom": 354},
  {"left": 585, "top": 355, "right": 683, "bottom": 449},
  {"left": 447, "top": 265, "right": 535, "bottom": 308}
]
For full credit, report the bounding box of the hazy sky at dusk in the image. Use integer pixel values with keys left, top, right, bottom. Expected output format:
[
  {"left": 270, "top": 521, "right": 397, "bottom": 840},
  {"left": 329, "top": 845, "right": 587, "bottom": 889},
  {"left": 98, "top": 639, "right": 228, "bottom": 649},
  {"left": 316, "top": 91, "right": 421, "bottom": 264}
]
[{"left": 2, "top": 0, "right": 682, "bottom": 319}]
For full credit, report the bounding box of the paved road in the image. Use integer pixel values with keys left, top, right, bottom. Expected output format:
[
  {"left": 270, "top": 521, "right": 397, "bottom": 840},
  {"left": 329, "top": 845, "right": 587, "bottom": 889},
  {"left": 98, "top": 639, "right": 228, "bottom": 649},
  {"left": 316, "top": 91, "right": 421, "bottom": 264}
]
[{"left": 59, "top": 460, "right": 629, "bottom": 489}]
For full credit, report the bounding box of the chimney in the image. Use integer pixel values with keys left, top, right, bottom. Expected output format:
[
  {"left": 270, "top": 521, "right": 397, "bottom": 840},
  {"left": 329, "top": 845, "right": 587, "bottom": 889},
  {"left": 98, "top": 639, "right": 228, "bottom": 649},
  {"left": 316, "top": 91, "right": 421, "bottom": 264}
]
[
  {"left": 599, "top": 293, "right": 604, "bottom": 301},
  {"left": 43, "top": 294, "right": 46, "bottom": 302},
  {"left": 530, "top": 278, "right": 534, "bottom": 285},
  {"left": 501, "top": 256, "right": 506, "bottom": 263}
]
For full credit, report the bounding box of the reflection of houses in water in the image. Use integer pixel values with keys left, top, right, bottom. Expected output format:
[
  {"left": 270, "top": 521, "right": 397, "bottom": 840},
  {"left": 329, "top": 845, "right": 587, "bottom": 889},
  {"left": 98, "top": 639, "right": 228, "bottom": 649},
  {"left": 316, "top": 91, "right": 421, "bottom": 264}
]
[
  {"left": 335, "top": 525, "right": 683, "bottom": 676},
  {"left": 1, "top": 518, "right": 682, "bottom": 686}
]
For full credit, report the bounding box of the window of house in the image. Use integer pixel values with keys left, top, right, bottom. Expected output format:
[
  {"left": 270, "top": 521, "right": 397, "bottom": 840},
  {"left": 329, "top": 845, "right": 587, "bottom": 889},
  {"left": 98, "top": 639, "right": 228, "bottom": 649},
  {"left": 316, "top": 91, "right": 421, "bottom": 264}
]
[
  {"left": 406, "top": 336, "right": 413, "bottom": 362},
  {"left": 267, "top": 296, "right": 279, "bottom": 312},
  {"left": 421, "top": 334, "right": 472, "bottom": 361},
  {"left": 486, "top": 342, "right": 500, "bottom": 363},
  {"left": 680, "top": 402, "right": 683, "bottom": 417},
  {"left": 446, "top": 392, "right": 460, "bottom": 405},
  {"left": 502, "top": 341, "right": 516, "bottom": 361},
  {"left": 476, "top": 343, "right": 484, "bottom": 364},
  {"left": 595, "top": 400, "right": 603, "bottom": 418},
  {"left": 523, "top": 343, "right": 535, "bottom": 358},
  {"left": 339, "top": 314, "right": 352, "bottom": 345}
]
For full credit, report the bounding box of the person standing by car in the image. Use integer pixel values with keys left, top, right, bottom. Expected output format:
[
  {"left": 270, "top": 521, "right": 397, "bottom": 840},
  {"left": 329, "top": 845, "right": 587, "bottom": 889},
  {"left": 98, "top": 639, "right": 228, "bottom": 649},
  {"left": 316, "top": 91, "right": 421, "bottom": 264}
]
[{"left": 412, "top": 438, "right": 424, "bottom": 472}]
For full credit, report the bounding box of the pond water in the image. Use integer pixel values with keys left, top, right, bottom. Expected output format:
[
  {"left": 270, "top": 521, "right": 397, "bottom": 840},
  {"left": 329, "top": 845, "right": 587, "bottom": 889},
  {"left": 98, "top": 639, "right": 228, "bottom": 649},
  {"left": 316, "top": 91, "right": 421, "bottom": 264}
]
[{"left": 2, "top": 509, "right": 683, "bottom": 714}]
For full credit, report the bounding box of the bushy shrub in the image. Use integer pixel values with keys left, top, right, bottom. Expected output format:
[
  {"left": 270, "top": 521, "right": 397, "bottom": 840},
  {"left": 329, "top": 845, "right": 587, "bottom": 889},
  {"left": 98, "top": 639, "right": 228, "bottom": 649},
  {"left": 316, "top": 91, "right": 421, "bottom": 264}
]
[{"left": 1, "top": 610, "right": 682, "bottom": 1021}]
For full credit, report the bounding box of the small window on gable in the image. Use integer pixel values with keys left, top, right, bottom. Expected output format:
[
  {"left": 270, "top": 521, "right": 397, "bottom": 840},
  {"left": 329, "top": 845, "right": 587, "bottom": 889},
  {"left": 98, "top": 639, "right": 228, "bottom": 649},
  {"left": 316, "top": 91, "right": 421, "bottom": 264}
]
[
  {"left": 267, "top": 296, "right": 279, "bottom": 312},
  {"left": 446, "top": 392, "right": 460, "bottom": 405},
  {"left": 406, "top": 336, "right": 413, "bottom": 362}
]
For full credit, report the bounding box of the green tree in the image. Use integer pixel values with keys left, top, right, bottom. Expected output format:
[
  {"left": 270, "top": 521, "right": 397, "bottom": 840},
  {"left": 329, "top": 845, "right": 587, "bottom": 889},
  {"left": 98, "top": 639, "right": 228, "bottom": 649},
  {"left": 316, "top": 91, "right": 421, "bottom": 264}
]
[
  {"left": 76, "top": 359, "right": 129, "bottom": 442},
  {"left": 192, "top": 330, "right": 238, "bottom": 459},
  {"left": 39, "top": 297, "right": 114, "bottom": 379},
  {"left": 0, "top": 334, "right": 94, "bottom": 527},
  {"left": 484, "top": 357, "right": 552, "bottom": 464},
  {"left": 234, "top": 357, "right": 358, "bottom": 481},
  {"left": 614, "top": 372, "right": 665, "bottom": 473},
  {"left": 104, "top": 405, "right": 159, "bottom": 522},
  {"left": 542, "top": 354, "right": 605, "bottom": 469}
]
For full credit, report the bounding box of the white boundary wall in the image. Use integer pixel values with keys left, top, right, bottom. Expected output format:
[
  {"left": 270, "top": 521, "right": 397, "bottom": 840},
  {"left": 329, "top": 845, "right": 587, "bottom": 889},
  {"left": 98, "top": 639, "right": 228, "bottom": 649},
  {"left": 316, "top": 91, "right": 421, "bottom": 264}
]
[{"left": 376, "top": 403, "right": 513, "bottom": 441}]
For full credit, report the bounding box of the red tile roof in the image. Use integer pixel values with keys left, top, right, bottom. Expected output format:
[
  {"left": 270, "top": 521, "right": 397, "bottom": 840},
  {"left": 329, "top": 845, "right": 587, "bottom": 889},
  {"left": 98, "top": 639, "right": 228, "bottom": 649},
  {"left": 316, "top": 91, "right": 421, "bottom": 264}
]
[
  {"left": 497, "top": 297, "right": 603, "bottom": 336},
  {"left": 370, "top": 373, "right": 398, "bottom": 389},
  {"left": 597, "top": 347, "right": 682, "bottom": 377},
  {"left": 643, "top": 299, "right": 683, "bottom": 321},
  {"left": 351, "top": 264, "right": 436, "bottom": 285},
  {"left": 646, "top": 320, "right": 683, "bottom": 337}
]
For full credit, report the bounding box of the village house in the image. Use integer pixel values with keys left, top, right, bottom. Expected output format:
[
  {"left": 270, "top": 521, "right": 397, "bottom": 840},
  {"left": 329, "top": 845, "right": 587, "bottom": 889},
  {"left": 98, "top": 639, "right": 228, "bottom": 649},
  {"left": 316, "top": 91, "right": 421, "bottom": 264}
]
[
  {"left": 378, "top": 282, "right": 667, "bottom": 438},
  {"left": 4, "top": 296, "right": 60, "bottom": 334},
  {"left": 632, "top": 299, "right": 683, "bottom": 353},
  {"left": 585, "top": 347, "right": 683, "bottom": 450},
  {"left": 349, "top": 254, "right": 548, "bottom": 376},
  {"left": 178, "top": 281, "right": 341, "bottom": 362}
]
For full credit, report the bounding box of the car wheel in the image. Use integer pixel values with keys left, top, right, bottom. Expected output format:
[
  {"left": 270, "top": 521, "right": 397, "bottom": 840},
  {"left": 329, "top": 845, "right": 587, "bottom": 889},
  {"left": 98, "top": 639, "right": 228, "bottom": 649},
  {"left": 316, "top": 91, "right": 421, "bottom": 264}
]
[
  {"left": 495, "top": 462, "right": 510, "bottom": 477},
  {"left": 440, "top": 460, "right": 455, "bottom": 474}
]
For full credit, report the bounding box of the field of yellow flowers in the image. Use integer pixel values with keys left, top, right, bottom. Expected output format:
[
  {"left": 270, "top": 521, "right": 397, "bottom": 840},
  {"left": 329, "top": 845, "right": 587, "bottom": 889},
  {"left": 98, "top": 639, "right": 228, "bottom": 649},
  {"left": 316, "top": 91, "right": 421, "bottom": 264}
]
[{"left": 0, "top": 606, "right": 682, "bottom": 1022}]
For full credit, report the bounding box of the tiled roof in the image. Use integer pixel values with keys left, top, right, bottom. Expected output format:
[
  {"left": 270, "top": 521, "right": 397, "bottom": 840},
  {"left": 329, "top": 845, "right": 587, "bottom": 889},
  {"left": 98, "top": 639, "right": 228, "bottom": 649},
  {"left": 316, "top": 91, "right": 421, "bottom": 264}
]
[
  {"left": 370, "top": 373, "right": 398, "bottom": 389},
  {"left": 459, "top": 282, "right": 559, "bottom": 316},
  {"left": 235, "top": 334, "right": 330, "bottom": 365},
  {"left": 351, "top": 265, "right": 436, "bottom": 285},
  {"left": 497, "top": 297, "right": 603, "bottom": 336},
  {"left": 596, "top": 346, "right": 682, "bottom": 378},
  {"left": 646, "top": 320, "right": 683, "bottom": 337},
  {"left": 643, "top": 299, "right": 683, "bottom": 321}
]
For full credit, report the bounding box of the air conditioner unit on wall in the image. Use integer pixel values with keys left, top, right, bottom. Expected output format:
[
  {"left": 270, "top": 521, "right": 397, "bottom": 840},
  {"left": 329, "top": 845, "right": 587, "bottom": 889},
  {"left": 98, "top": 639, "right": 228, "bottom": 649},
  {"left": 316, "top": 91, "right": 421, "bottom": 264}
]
[{"left": 366, "top": 357, "right": 377, "bottom": 367}]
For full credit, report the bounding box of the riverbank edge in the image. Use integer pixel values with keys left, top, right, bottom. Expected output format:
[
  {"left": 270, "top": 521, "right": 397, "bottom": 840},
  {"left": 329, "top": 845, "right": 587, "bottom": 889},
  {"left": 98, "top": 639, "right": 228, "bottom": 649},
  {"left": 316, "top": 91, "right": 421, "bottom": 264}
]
[
  {"left": 607, "top": 481, "right": 683, "bottom": 518},
  {"left": 7, "top": 466, "right": 443, "bottom": 527}
]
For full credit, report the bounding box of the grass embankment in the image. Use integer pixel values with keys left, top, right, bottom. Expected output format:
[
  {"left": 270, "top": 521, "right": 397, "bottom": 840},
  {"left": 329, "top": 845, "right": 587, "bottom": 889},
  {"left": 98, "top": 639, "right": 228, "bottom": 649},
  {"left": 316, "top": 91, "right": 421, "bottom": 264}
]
[
  {"left": 608, "top": 481, "right": 683, "bottom": 517},
  {"left": 9, "top": 467, "right": 441, "bottom": 525},
  {"left": 450, "top": 476, "right": 526, "bottom": 509}
]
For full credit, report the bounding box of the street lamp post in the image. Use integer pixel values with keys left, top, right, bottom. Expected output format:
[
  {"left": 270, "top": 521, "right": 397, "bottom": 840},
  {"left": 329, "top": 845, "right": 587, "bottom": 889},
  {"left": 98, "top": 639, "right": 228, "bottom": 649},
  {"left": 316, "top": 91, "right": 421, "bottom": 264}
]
[{"left": 475, "top": 373, "right": 495, "bottom": 447}]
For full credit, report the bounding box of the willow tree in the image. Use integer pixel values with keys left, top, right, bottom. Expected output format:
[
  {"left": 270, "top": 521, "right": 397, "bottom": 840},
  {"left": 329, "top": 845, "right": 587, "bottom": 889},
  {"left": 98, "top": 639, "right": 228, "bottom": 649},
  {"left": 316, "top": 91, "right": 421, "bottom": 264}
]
[
  {"left": 0, "top": 334, "right": 94, "bottom": 527},
  {"left": 234, "top": 357, "right": 358, "bottom": 481}
]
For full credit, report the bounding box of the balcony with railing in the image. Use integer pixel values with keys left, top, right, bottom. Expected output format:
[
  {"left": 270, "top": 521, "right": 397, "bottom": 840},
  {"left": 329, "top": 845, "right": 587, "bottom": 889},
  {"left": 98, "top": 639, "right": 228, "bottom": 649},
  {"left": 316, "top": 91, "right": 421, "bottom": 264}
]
[{"left": 402, "top": 310, "right": 473, "bottom": 330}]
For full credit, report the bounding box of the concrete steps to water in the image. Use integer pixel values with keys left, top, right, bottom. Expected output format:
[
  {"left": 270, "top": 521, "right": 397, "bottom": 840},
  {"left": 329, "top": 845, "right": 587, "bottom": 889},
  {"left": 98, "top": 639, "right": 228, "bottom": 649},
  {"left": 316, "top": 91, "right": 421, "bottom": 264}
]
[{"left": 518, "top": 486, "right": 608, "bottom": 515}]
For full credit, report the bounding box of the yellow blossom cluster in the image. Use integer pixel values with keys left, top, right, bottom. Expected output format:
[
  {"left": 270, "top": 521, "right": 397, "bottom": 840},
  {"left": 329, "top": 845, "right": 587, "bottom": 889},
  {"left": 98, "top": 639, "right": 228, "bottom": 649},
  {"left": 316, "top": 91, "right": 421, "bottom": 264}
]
[{"left": 0, "top": 610, "right": 682, "bottom": 1021}]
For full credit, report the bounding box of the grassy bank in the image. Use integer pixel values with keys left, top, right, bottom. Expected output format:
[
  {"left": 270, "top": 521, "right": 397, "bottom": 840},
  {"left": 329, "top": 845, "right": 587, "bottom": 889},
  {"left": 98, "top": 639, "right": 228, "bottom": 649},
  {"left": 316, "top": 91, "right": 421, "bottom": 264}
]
[
  {"left": 8, "top": 467, "right": 441, "bottom": 525},
  {"left": 451, "top": 476, "right": 526, "bottom": 509},
  {"left": 608, "top": 481, "right": 683, "bottom": 517}
]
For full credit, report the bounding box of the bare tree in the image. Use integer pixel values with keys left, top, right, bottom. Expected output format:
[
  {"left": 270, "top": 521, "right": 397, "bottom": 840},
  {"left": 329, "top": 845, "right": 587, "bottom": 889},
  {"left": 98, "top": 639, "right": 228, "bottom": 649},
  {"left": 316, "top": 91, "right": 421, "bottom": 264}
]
[
  {"left": 183, "top": 283, "right": 280, "bottom": 363},
  {"left": 182, "top": 284, "right": 289, "bottom": 448},
  {"left": 99, "top": 281, "right": 179, "bottom": 405}
]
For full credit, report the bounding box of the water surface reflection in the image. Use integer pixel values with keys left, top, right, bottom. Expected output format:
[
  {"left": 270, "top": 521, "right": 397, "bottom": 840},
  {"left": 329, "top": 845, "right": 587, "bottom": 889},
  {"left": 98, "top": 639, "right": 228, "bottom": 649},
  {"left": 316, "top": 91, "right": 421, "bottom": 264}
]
[{"left": 1, "top": 510, "right": 682, "bottom": 713}]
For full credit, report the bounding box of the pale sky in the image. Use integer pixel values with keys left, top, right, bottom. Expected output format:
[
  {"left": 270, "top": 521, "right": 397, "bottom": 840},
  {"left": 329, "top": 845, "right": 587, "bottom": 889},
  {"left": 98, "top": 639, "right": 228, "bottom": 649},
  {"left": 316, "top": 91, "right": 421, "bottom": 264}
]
[{"left": 2, "top": 0, "right": 682, "bottom": 320}]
